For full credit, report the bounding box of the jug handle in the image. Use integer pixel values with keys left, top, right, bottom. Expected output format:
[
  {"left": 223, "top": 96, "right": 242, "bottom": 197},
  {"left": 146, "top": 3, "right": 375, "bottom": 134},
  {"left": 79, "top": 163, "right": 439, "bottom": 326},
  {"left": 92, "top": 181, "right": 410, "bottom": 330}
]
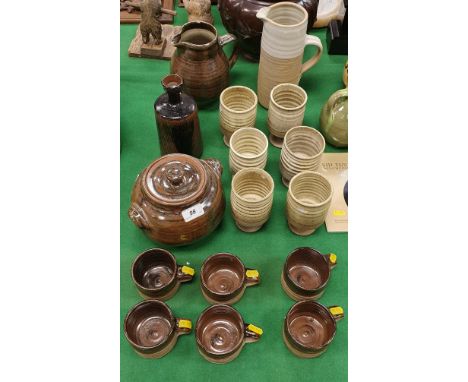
[
  {"left": 219, "top": 33, "right": 239, "bottom": 69},
  {"left": 301, "top": 35, "right": 323, "bottom": 74}
]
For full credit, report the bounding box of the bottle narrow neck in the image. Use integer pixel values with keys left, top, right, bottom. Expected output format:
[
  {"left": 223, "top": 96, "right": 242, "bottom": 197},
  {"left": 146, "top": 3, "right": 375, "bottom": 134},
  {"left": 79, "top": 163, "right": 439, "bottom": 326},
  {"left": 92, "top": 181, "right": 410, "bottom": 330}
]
[{"left": 167, "top": 88, "right": 182, "bottom": 105}]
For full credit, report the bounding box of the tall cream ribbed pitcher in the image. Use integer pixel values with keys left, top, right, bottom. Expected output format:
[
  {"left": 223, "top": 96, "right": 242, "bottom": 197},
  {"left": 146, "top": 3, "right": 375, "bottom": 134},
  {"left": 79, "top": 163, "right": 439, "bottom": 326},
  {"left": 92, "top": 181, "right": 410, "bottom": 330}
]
[{"left": 256, "top": 2, "right": 323, "bottom": 108}]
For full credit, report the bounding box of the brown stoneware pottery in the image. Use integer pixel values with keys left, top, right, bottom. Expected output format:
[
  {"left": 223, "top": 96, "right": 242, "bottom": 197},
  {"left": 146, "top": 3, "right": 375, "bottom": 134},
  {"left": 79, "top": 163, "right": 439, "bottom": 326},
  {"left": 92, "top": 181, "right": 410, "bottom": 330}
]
[
  {"left": 281, "top": 247, "right": 336, "bottom": 301},
  {"left": 200, "top": 253, "right": 260, "bottom": 304},
  {"left": 131, "top": 248, "right": 195, "bottom": 300},
  {"left": 171, "top": 21, "right": 238, "bottom": 106},
  {"left": 155, "top": 74, "right": 203, "bottom": 158},
  {"left": 283, "top": 300, "right": 344, "bottom": 358},
  {"left": 124, "top": 300, "right": 192, "bottom": 358},
  {"left": 196, "top": 304, "right": 263, "bottom": 363},
  {"left": 128, "top": 153, "right": 225, "bottom": 246},
  {"left": 218, "top": 0, "right": 319, "bottom": 61}
]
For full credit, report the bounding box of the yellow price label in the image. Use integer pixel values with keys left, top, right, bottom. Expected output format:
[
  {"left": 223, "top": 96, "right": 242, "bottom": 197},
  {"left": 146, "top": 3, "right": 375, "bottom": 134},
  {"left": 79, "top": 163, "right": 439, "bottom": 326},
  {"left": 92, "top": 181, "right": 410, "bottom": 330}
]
[
  {"left": 246, "top": 269, "right": 259, "bottom": 278},
  {"left": 330, "top": 307, "right": 344, "bottom": 316},
  {"left": 333, "top": 209, "right": 346, "bottom": 217},
  {"left": 181, "top": 266, "right": 195, "bottom": 276},
  {"left": 178, "top": 319, "right": 192, "bottom": 330},
  {"left": 247, "top": 324, "right": 263, "bottom": 336},
  {"left": 329, "top": 253, "right": 337, "bottom": 264}
]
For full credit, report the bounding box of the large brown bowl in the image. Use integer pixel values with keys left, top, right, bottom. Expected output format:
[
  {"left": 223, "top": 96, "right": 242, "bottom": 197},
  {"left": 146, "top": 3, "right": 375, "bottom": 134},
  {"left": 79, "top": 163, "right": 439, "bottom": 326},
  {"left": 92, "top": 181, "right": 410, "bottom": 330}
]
[
  {"left": 124, "top": 300, "right": 192, "bottom": 358},
  {"left": 131, "top": 248, "right": 195, "bottom": 300},
  {"left": 200, "top": 253, "right": 260, "bottom": 304},
  {"left": 283, "top": 300, "right": 344, "bottom": 358},
  {"left": 128, "top": 154, "right": 225, "bottom": 246},
  {"left": 281, "top": 247, "right": 336, "bottom": 301},
  {"left": 196, "top": 304, "right": 262, "bottom": 363}
]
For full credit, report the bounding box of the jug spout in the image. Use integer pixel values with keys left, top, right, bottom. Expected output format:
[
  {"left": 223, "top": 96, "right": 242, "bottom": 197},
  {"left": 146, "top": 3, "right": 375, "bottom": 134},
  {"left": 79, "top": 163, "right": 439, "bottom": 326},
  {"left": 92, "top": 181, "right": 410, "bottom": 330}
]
[{"left": 256, "top": 7, "right": 269, "bottom": 21}]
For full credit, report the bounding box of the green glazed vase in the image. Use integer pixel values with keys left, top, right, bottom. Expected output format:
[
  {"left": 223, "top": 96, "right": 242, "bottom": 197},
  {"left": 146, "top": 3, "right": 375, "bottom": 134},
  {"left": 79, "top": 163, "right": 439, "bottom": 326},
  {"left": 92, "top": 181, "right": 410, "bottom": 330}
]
[{"left": 319, "top": 88, "right": 348, "bottom": 148}]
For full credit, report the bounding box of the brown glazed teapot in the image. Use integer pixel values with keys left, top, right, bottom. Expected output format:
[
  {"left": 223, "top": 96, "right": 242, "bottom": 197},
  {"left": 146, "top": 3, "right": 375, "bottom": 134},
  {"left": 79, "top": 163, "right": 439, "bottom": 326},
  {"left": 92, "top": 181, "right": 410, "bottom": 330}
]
[
  {"left": 128, "top": 154, "right": 225, "bottom": 246},
  {"left": 218, "top": 0, "right": 318, "bottom": 61},
  {"left": 171, "top": 21, "right": 238, "bottom": 106}
]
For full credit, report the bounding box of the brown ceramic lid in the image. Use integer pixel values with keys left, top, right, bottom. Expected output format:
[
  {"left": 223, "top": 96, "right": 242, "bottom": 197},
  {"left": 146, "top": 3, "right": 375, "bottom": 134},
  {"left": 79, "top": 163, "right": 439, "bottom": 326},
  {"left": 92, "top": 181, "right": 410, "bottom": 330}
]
[{"left": 142, "top": 154, "right": 208, "bottom": 207}]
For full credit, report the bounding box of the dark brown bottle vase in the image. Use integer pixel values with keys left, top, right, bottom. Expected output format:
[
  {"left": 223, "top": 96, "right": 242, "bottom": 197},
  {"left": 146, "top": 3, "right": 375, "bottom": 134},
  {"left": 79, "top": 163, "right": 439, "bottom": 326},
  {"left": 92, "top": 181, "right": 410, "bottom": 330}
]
[{"left": 155, "top": 74, "right": 203, "bottom": 158}]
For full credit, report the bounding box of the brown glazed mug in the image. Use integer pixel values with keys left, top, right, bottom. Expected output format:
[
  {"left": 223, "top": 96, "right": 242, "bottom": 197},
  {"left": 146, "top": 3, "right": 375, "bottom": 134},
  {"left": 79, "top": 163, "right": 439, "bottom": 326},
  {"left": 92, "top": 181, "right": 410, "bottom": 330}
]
[
  {"left": 283, "top": 300, "right": 344, "bottom": 358},
  {"left": 200, "top": 253, "right": 260, "bottom": 304},
  {"left": 281, "top": 247, "right": 336, "bottom": 301},
  {"left": 131, "top": 248, "right": 195, "bottom": 300},
  {"left": 124, "top": 300, "right": 192, "bottom": 358},
  {"left": 196, "top": 304, "right": 263, "bottom": 363}
]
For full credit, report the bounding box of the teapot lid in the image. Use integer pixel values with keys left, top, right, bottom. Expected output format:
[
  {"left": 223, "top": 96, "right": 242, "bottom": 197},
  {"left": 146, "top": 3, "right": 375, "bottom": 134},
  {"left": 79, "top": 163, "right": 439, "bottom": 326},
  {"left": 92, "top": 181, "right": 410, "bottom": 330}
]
[{"left": 142, "top": 154, "right": 207, "bottom": 207}]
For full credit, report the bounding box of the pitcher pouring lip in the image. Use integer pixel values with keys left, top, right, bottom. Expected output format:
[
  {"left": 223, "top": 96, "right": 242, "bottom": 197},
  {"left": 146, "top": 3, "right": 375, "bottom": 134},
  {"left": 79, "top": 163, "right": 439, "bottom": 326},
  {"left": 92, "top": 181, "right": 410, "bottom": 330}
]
[
  {"left": 172, "top": 21, "right": 219, "bottom": 50},
  {"left": 256, "top": 2, "right": 309, "bottom": 27}
]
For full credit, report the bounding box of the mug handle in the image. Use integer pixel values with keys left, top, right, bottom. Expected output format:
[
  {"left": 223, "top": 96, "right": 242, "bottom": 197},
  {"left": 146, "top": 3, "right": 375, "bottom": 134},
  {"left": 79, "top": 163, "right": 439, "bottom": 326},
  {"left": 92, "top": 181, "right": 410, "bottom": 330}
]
[
  {"left": 301, "top": 35, "right": 323, "bottom": 74},
  {"left": 324, "top": 253, "right": 338, "bottom": 270},
  {"left": 328, "top": 306, "right": 345, "bottom": 321},
  {"left": 177, "top": 265, "right": 195, "bottom": 283},
  {"left": 176, "top": 318, "right": 193, "bottom": 335},
  {"left": 245, "top": 268, "right": 260, "bottom": 287},
  {"left": 244, "top": 323, "right": 263, "bottom": 343},
  {"left": 219, "top": 33, "right": 239, "bottom": 69}
]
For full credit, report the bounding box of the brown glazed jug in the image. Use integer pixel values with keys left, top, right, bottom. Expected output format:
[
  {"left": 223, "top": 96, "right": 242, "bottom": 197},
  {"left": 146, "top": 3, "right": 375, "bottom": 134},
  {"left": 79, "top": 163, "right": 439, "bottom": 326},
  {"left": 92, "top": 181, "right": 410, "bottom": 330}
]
[
  {"left": 155, "top": 74, "right": 203, "bottom": 158},
  {"left": 128, "top": 153, "right": 225, "bottom": 246},
  {"left": 171, "top": 21, "right": 238, "bottom": 106},
  {"left": 218, "top": 0, "right": 318, "bottom": 61}
]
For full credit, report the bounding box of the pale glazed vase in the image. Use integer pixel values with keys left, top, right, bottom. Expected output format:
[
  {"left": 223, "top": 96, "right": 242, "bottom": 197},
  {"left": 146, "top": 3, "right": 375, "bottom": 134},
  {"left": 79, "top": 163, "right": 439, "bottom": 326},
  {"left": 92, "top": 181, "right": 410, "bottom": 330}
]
[
  {"left": 319, "top": 88, "right": 348, "bottom": 148},
  {"left": 267, "top": 83, "right": 307, "bottom": 148},
  {"left": 279, "top": 126, "right": 325, "bottom": 187},
  {"left": 231, "top": 168, "right": 274, "bottom": 232},
  {"left": 229, "top": 127, "right": 268, "bottom": 174},
  {"left": 286, "top": 171, "right": 332, "bottom": 236},
  {"left": 257, "top": 2, "right": 323, "bottom": 108},
  {"left": 219, "top": 86, "right": 258, "bottom": 146}
]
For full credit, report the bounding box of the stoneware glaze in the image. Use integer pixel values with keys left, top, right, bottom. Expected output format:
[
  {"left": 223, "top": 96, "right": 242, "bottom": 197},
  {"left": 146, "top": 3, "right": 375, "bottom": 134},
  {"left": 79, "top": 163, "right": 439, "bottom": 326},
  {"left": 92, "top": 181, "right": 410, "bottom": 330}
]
[
  {"left": 231, "top": 168, "right": 274, "bottom": 232},
  {"left": 279, "top": 126, "right": 325, "bottom": 186},
  {"left": 319, "top": 88, "right": 348, "bottom": 148},
  {"left": 267, "top": 83, "right": 307, "bottom": 147},
  {"left": 229, "top": 127, "right": 268, "bottom": 174},
  {"left": 171, "top": 21, "right": 238, "bottom": 105},
  {"left": 283, "top": 300, "right": 344, "bottom": 358},
  {"left": 218, "top": 0, "right": 318, "bottom": 61},
  {"left": 286, "top": 171, "right": 332, "bottom": 235},
  {"left": 124, "top": 300, "right": 192, "bottom": 358},
  {"left": 131, "top": 248, "right": 195, "bottom": 300},
  {"left": 196, "top": 304, "right": 263, "bottom": 363},
  {"left": 128, "top": 153, "right": 225, "bottom": 245},
  {"left": 281, "top": 247, "right": 336, "bottom": 301},
  {"left": 219, "top": 86, "right": 258, "bottom": 146},
  {"left": 155, "top": 74, "right": 203, "bottom": 158},
  {"left": 257, "top": 2, "right": 323, "bottom": 108},
  {"left": 200, "top": 253, "right": 260, "bottom": 304}
]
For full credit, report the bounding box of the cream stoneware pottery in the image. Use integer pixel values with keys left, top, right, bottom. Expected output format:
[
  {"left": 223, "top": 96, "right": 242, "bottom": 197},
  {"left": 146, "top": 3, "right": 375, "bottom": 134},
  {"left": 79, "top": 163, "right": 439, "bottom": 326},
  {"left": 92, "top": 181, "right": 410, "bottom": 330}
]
[
  {"left": 286, "top": 170, "right": 332, "bottom": 235},
  {"left": 219, "top": 86, "right": 258, "bottom": 146},
  {"left": 267, "top": 83, "right": 307, "bottom": 148},
  {"left": 231, "top": 168, "right": 274, "bottom": 232},
  {"left": 257, "top": 2, "right": 323, "bottom": 108},
  {"left": 229, "top": 127, "right": 268, "bottom": 174},
  {"left": 279, "top": 126, "right": 325, "bottom": 187},
  {"left": 313, "top": 0, "right": 344, "bottom": 28}
]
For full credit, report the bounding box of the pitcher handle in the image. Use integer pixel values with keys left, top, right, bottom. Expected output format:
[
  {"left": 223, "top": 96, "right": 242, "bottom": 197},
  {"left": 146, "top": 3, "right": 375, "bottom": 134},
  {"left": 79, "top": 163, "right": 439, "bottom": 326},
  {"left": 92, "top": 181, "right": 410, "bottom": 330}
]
[
  {"left": 219, "top": 33, "right": 239, "bottom": 69},
  {"left": 301, "top": 35, "right": 323, "bottom": 74}
]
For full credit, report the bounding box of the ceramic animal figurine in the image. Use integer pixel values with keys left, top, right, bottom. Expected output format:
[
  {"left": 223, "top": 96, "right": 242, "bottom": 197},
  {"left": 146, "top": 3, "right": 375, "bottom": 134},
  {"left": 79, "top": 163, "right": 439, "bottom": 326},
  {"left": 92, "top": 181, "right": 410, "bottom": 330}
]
[
  {"left": 183, "top": 0, "right": 213, "bottom": 24},
  {"left": 125, "top": 0, "right": 177, "bottom": 44}
]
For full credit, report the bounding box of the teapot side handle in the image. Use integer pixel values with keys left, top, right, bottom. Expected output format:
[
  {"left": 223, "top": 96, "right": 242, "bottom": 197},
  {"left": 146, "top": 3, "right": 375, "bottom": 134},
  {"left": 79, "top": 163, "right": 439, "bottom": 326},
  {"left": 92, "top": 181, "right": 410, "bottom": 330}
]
[{"left": 203, "top": 158, "right": 223, "bottom": 178}]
